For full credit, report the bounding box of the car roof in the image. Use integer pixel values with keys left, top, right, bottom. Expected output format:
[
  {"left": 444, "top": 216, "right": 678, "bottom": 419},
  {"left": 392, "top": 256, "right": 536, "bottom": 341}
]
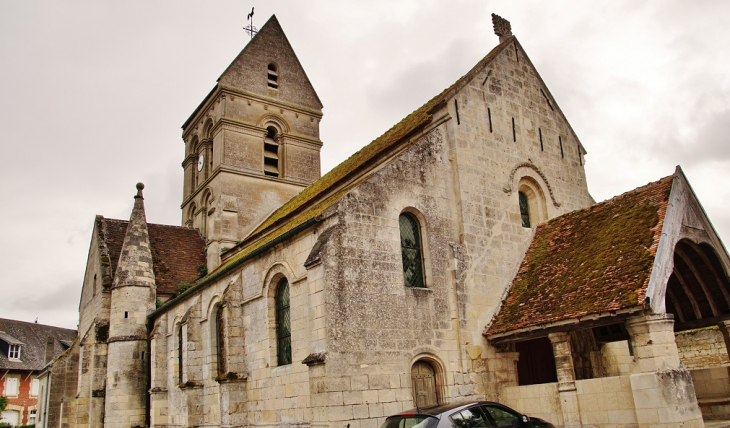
[{"left": 396, "top": 401, "right": 506, "bottom": 418}]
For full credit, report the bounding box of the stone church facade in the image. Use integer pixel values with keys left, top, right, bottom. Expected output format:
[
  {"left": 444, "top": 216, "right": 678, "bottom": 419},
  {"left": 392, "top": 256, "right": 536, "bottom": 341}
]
[{"left": 38, "top": 14, "right": 730, "bottom": 428}]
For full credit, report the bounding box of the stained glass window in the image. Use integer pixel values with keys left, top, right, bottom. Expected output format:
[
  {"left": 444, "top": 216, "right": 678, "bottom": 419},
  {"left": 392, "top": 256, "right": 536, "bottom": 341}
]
[
  {"left": 399, "top": 213, "right": 425, "bottom": 287},
  {"left": 275, "top": 278, "right": 291, "bottom": 365},
  {"left": 519, "top": 191, "right": 530, "bottom": 228},
  {"left": 216, "top": 306, "right": 227, "bottom": 376}
]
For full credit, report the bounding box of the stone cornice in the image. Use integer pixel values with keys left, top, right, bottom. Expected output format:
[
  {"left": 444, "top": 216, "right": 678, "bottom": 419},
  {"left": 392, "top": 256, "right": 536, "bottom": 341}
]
[{"left": 180, "top": 166, "right": 311, "bottom": 208}]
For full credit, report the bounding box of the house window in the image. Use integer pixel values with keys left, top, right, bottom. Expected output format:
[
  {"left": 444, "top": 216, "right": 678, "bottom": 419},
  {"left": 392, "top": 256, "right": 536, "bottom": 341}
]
[
  {"left": 275, "top": 278, "right": 291, "bottom": 366},
  {"left": 29, "top": 410, "right": 37, "bottom": 424},
  {"left": 4, "top": 376, "right": 19, "bottom": 396},
  {"left": 264, "top": 127, "right": 280, "bottom": 177},
  {"left": 215, "top": 305, "right": 227, "bottom": 376},
  {"left": 399, "top": 213, "right": 425, "bottom": 287},
  {"left": 267, "top": 63, "right": 279, "bottom": 89},
  {"left": 519, "top": 191, "right": 530, "bottom": 228},
  {"left": 8, "top": 344, "right": 20, "bottom": 360},
  {"left": 31, "top": 378, "right": 39, "bottom": 396}
]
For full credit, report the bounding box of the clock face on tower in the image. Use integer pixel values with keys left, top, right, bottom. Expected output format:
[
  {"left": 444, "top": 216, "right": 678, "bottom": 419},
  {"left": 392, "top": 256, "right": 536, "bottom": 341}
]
[{"left": 197, "top": 154, "right": 205, "bottom": 171}]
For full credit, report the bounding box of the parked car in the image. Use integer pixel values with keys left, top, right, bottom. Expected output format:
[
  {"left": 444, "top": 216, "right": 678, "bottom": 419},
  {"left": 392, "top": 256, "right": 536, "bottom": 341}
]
[{"left": 379, "top": 401, "right": 555, "bottom": 428}]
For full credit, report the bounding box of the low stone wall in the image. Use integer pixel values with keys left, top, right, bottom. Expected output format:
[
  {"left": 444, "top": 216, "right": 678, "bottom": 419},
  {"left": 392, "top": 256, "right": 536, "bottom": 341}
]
[
  {"left": 501, "top": 383, "right": 562, "bottom": 426},
  {"left": 676, "top": 327, "right": 729, "bottom": 369},
  {"left": 575, "top": 376, "right": 637, "bottom": 427},
  {"left": 691, "top": 366, "right": 730, "bottom": 420}
]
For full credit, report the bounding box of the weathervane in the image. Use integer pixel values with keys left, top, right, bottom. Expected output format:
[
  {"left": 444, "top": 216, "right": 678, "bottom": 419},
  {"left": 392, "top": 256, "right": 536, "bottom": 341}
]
[{"left": 244, "top": 7, "right": 258, "bottom": 39}]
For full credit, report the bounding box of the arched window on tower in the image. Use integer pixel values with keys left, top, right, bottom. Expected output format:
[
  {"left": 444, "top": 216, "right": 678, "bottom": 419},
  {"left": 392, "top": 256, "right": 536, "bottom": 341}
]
[
  {"left": 264, "top": 127, "right": 280, "bottom": 177},
  {"left": 275, "top": 278, "right": 291, "bottom": 365},
  {"left": 267, "top": 63, "right": 278, "bottom": 89},
  {"left": 519, "top": 191, "right": 530, "bottom": 228},
  {"left": 399, "top": 213, "right": 425, "bottom": 288}
]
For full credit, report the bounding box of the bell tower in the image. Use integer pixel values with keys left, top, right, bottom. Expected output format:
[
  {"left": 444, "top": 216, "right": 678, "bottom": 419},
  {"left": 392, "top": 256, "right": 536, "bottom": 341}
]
[{"left": 181, "top": 15, "right": 323, "bottom": 269}]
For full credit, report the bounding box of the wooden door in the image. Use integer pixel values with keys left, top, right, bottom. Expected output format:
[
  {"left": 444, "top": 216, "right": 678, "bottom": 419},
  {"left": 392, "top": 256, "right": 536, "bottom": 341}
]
[{"left": 411, "top": 361, "right": 437, "bottom": 408}]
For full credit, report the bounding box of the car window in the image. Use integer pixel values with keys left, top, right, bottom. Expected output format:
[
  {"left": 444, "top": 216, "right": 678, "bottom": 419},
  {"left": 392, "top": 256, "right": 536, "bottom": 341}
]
[
  {"left": 380, "top": 416, "right": 438, "bottom": 428},
  {"left": 481, "top": 405, "right": 520, "bottom": 427},
  {"left": 450, "top": 407, "right": 490, "bottom": 428}
]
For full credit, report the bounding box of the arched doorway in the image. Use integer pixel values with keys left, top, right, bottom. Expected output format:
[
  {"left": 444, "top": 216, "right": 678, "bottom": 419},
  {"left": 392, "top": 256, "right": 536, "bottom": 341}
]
[{"left": 411, "top": 361, "right": 438, "bottom": 408}]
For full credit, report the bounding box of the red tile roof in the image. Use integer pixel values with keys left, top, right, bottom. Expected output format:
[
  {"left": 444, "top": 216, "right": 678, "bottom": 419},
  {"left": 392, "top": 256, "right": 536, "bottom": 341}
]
[
  {"left": 486, "top": 175, "right": 674, "bottom": 337},
  {"left": 98, "top": 218, "right": 206, "bottom": 295}
]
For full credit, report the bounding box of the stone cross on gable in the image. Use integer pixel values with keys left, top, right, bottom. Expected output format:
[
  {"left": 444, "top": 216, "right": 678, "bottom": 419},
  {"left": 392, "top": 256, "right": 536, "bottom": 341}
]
[{"left": 492, "top": 13, "right": 512, "bottom": 43}]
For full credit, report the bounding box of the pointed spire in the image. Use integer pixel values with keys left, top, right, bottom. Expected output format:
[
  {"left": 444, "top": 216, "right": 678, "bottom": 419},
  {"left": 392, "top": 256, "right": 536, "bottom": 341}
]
[{"left": 112, "top": 182, "right": 156, "bottom": 289}]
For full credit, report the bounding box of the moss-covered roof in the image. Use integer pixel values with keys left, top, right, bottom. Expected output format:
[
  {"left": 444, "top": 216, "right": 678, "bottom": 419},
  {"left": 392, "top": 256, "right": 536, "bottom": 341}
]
[
  {"left": 209, "top": 39, "right": 512, "bottom": 274},
  {"left": 487, "top": 175, "right": 675, "bottom": 337}
]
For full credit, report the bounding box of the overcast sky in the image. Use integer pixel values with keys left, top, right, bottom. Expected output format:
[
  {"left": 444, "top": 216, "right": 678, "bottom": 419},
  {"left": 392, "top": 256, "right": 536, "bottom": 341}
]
[{"left": 2, "top": 1, "right": 729, "bottom": 330}]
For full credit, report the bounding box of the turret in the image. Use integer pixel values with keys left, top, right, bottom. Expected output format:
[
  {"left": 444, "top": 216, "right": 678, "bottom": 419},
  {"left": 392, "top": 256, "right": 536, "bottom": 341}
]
[{"left": 105, "top": 183, "right": 156, "bottom": 428}]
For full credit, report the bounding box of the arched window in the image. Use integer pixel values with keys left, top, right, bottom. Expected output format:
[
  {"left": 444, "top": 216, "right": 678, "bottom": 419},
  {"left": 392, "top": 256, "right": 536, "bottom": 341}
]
[
  {"left": 519, "top": 191, "right": 530, "bottom": 228},
  {"left": 267, "top": 63, "right": 278, "bottom": 89},
  {"left": 399, "top": 213, "right": 425, "bottom": 287},
  {"left": 215, "top": 305, "right": 227, "bottom": 376},
  {"left": 275, "top": 278, "right": 291, "bottom": 365},
  {"left": 517, "top": 177, "right": 547, "bottom": 228},
  {"left": 264, "top": 127, "right": 280, "bottom": 177}
]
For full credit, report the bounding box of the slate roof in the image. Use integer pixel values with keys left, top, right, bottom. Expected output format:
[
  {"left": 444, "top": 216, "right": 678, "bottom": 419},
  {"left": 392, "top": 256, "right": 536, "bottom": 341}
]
[
  {"left": 0, "top": 318, "right": 77, "bottom": 371},
  {"left": 486, "top": 175, "right": 674, "bottom": 338},
  {"left": 99, "top": 218, "right": 206, "bottom": 295}
]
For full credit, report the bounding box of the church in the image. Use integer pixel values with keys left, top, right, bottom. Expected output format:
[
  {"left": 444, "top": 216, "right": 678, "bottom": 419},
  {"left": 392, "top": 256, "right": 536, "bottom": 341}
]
[{"left": 37, "top": 14, "right": 730, "bottom": 428}]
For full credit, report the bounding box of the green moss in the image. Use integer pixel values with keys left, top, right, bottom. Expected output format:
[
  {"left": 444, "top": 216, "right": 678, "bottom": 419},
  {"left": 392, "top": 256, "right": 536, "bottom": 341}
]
[{"left": 490, "top": 177, "right": 673, "bottom": 335}]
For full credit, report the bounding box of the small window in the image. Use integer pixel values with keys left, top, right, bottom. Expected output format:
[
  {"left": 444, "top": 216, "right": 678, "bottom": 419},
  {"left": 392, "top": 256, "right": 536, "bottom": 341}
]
[
  {"left": 399, "top": 213, "right": 425, "bottom": 287},
  {"left": 519, "top": 191, "right": 530, "bottom": 228},
  {"left": 267, "top": 63, "right": 278, "bottom": 89},
  {"left": 216, "top": 305, "right": 227, "bottom": 376},
  {"left": 31, "top": 378, "right": 39, "bottom": 396},
  {"left": 8, "top": 344, "right": 21, "bottom": 360},
  {"left": 264, "top": 127, "right": 280, "bottom": 177},
  {"left": 178, "top": 325, "right": 185, "bottom": 384},
  {"left": 29, "top": 410, "right": 37, "bottom": 424},
  {"left": 275, "top": 278, "right": 291, "bottom": 365}
]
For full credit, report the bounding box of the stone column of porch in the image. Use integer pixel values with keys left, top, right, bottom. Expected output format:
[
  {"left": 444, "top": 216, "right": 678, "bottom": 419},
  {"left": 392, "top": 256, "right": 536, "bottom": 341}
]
[
  {"left": 548, "top": 332, "right": 581, "bottom": 428},
  {"left": 625, "top": 313, "right": 703, "bottom": 427}
]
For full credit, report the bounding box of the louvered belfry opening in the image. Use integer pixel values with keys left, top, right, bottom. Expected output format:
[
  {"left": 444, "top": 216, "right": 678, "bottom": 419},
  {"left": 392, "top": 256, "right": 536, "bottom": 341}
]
[
  {"left": 264, "top": 127, "right": 280, "bottom": 177},
  {"left": 665, "top": 240, "right": 730, "bottom": 330},
  {"left": 399, "top": 213, "right": 425, "bottom": 287},
  {"left": 275, "top": 278, "right": 291, "bottom": 365}
]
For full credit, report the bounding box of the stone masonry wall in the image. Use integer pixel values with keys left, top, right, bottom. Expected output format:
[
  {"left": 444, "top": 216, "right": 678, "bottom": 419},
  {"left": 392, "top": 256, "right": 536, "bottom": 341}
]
[
  {"left": 152, "top": 225, "right": 322, "bottom": 428},
  {"left": 676, "top": 326, "right": 730, "bottom": 370},
  {"left": 321, "top": 127, "right": 464, "bottom": 428}
]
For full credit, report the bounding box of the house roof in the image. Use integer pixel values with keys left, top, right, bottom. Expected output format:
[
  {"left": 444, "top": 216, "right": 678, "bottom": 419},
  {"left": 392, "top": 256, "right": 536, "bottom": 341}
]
[
  {"left": 0, "top": 318, "right": 77, "bottom": 371},
  {"left": 486, "top": 175, "right": 674, "bottom": 338},
  {"left": 99, "top": 218, "right": 206, "bottom": 295}
]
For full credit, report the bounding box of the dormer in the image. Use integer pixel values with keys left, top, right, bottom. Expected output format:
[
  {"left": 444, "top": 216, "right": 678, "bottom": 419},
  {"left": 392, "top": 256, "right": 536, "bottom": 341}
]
[{"left": 0, "top": 331, "right": 24, "bottom": 361}]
